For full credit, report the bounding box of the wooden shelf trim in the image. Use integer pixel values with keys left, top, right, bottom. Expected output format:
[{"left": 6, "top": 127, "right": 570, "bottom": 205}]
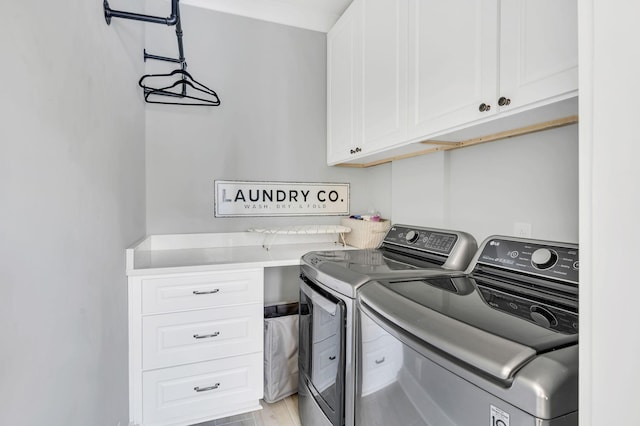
[{"left": 335, "top": 115, "right": 579, "bottom": 168}]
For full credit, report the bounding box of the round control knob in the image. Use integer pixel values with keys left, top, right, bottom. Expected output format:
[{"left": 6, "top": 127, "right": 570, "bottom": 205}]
[
  {"left": 531, "top": 248, "right": 558, "bottom": 270},
  {"left": 530, "top": 305, "right": 558, "bottom": 328},
  {"left": 405, "top": 230, "right": 419, "bottom": 243}
]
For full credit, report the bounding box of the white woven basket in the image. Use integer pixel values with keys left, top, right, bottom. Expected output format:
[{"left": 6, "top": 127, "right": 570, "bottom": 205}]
[{"left": 340, "top": 218, "right": 391, "bottom": 249}]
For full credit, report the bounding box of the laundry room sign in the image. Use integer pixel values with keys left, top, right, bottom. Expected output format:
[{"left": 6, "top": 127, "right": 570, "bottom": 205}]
[{"left": 214, "top": 180, "right": 350, "bottom": 217}]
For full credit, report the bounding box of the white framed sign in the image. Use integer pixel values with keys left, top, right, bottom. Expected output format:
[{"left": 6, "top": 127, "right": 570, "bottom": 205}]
[{"left": 214, "top": 180, "right": 350, "bottom": 217}]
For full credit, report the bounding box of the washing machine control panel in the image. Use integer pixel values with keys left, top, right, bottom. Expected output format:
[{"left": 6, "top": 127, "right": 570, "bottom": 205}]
[
  {"left": 477, "top": 286, "right": 579, "bottom": 334},
  {"left": 478, "top": 238, "right": 579, "bottom": 284},
  {"left": 383, "top": 225, "right": 459, "bottom": 255}
]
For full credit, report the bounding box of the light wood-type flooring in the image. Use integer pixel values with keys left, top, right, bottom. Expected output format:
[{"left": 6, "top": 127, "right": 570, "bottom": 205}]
[{"left": 194, "top": 394, "right": 301, "bottom": 426}]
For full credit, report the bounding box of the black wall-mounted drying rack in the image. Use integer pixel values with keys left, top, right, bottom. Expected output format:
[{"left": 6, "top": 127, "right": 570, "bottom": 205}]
[{"left": 103, "top": 0, "right": 220, "bottom": 106}]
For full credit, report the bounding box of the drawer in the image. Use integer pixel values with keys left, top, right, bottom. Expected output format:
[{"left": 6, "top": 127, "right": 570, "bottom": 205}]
[
  {"left": 142, "top": 353, "right": 263, "bottom": 425},
  {"left": 141, "top": 269, "right": 263, "bottom": 314},
  {"left": 361, "top": 335, "right": 403, "bottom": 396},
  {"left": 142, "top": 304, "right": 263, "bottom": 370}
]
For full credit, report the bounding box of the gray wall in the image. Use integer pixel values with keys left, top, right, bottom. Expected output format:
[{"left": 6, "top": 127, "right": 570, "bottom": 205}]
[
  {"left": 392, "top": 124, "right": 579, "bottom": 244},
  {"left": 144, "top": 6, "right": 391, "bottom": 234},
  {"left": 0, "top": 2, "right": 146, "bottom": 425}
]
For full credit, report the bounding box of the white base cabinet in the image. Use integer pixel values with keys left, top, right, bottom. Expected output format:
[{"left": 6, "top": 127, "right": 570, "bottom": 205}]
[{"left": 129, "top": 269, "right": 264, "bottom": 426}]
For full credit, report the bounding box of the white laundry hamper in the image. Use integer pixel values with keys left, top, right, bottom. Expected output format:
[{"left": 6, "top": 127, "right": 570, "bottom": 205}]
[{"left": 263, "top": 302, "right": 299, "bottom": 403}]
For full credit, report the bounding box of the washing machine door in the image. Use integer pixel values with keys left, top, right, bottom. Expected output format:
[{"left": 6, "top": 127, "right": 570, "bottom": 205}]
[
  {"left": 299, "top": 275, "right": 346, "bottom": 426},
  {"left": 356, "top": 281, "right": 578, "bottom": 426}
]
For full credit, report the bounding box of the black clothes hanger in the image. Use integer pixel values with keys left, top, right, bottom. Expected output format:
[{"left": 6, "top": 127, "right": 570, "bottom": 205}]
[
  {"left": 139, "top": 69, "right": 221, "bottom": 106},
  {"left": 103, "top": 0, "right": 221, "bottom": 107}
]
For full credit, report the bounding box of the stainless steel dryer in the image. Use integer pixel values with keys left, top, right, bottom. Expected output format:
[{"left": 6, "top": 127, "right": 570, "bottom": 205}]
[
  {"left": 298, "top": 225, "right": 478, "bottom": 426},
  {"left": 356, "top": 236, "right": 579, "bottom": 426}
]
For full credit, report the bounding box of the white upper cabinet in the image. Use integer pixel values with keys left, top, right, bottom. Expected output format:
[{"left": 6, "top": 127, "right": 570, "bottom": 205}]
[
  {"left": 406, "top": 0, "right": 578, "bottom": 140},
  {"left": 327, "top": 0, "right": 409, "bottom": 165},
  {"left": 407, "top": 0, "right": 498, "bottom": 139},
  {"left": 499, "top": 0, "right": 578, "bottom": 111},
  {"left": 326, "top": 0, "right": 578, "bottom": 166},
  {"left": 327, "top": 1, "right": 360, "bottom": 165},
  {"left": 360, "top": 0, "right": 409, "bottom": 152}
]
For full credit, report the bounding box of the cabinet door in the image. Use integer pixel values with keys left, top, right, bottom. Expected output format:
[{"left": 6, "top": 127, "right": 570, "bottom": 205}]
[
  {"left": 327, "top": 1, "right": 361, "bottom": 165},
  {"left": 407, "top": 0, "right": 498, "bottom": 139},
  {"left": 499, "top": 0, "right": 578, "bottom": 111},
  {"left": 360, "top": 0, "right": 408, "bottom": 152}
]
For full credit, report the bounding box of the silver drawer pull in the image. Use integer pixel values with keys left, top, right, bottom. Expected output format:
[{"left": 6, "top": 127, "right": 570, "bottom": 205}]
[
  {"left": 193, "top": 332, "right": 220, "bottom": 339},
  {"left": 193, "top": 289, "right": 220, "bottom": 295},
  {"left": 194, "top": 383, "right": 220, "bottom": 393},
  {"left": 375, "top": 357, "right": 386, "bottom": 365}
]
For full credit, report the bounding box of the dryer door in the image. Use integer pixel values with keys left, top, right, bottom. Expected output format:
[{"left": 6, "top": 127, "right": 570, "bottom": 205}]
[{"left": 299, "top": 275, "right": 346, "bottom": 426}]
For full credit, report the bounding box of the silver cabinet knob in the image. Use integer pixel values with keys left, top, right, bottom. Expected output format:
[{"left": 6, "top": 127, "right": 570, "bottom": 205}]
[{"left": 498, "top": 96, "right": 511, "bottom": 106}]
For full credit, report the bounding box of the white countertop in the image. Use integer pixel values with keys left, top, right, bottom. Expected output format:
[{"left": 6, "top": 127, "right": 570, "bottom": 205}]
[{"left": 126, "top": 231, "right": 353, "bottom": 276}]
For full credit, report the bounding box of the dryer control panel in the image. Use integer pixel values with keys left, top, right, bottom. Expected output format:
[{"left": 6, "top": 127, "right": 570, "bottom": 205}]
[{"left": 383, "top": 225, "right": 459, "bottom": 255}]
